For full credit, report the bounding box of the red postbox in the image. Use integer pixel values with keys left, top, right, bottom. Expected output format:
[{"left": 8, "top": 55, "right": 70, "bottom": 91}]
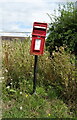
[{"left": 30, "top": 22, "right": 47, "bottom": 55}]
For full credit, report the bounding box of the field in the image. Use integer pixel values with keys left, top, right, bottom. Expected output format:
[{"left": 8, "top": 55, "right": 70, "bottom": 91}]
[{"left": 2, "top": 38, "right": 77, "bottom": 118}]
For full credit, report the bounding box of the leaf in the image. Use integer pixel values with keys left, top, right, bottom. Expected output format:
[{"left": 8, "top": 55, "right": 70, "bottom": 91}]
[{"left": 9, "top": 89, "right": 16, "bottom": 93}]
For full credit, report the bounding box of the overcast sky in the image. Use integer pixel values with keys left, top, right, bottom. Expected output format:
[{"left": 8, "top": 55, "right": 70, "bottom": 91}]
[{"left": 0, "top": 0, "right": 76, "bottom": 36}]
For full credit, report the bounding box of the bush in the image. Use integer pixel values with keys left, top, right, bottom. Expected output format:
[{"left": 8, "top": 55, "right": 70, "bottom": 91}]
[
  {"left": 38, "top": 46, "right": 76, "bottom": 112},
  {"left": 46, "top": 2, "right": 77, "bottom": 55}
]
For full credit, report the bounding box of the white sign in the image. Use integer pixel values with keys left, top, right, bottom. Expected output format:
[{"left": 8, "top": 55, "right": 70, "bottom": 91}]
[{"left": 34, "top": 39, "right": 41, "bottom": 50}]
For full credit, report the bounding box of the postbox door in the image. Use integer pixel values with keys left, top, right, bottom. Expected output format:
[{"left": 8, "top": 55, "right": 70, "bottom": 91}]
[{"left": 30, "top": 36, "right": 45, "bottom": 55}]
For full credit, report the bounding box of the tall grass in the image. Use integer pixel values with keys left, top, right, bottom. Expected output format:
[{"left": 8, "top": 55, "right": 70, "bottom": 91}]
[{"left": 2, "top": 38, "right": 77, "bottom": 115}]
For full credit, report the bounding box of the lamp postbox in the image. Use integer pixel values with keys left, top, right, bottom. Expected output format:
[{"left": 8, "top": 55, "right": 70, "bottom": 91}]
[
  {"left": 30, "top": 22, "right": 47, "bottom": 94},
  {"left": 30, "top": 22, "right": 47, "bottom": 55}
]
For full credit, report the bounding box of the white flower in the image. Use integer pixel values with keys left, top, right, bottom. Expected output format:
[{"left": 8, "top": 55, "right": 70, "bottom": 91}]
[
  {"left": 20, "top": 106, "right": 22, "bottom": 110},
  {"left": 6, "top": 86, "right": 10, "bottom": 89},
  {"left": 0, "top": 77, "right": 4, "bottom": 80},
  {"left": 10, "top": 83, "right": 12, "bottom": 85},
  {"left": 55, "top": 46, "right": 58, "bottom": 50},
  {"left": 11, "top": 79, "right": 12, "bottom": 81},
  {"left": 20, "top": 92, "right": 22, "bottom": 94},
  {"left": 5, "top": 69, "right": 8, "bottom": 72},
  {"left": 52, "top": 52, "right": 55, "bottom": 56}
]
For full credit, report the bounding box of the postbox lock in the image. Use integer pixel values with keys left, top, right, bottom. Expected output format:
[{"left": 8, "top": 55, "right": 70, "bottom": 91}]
[{"left": 37, "top": 36, "right": 40, "bottom": 38}]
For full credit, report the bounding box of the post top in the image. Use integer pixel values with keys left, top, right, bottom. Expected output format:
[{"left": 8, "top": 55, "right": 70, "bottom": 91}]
[{"left": 33, "top": 22, "right": 48, "bottom": 28}]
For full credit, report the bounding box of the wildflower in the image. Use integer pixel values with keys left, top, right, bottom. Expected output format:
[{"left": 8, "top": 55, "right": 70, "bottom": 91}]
[
  {"left": 72, "top": 78, "right": 75, "bottom": 81},
  {"left": 20, "top": 92, "right": 22, "bottom": 94},
  {"left": 5, "top": 69, "right": 8, "bottom": 73},
  {"left": 55, "top": 46, "right": 58, "bottom": 50},
  {"left": 48, "top": 113, "right": 51, "bottom": 116},
  {"left": 52, "top": 52, "right": 55, "bottom": 56},
  {"left": 10, "top": 82, "right": 12, "bottom": 85},
  {"left": 0, "top": 77, "right": 4, "bottom": 80},
  {"left": 6, "top": 86, "right": 10, "bottom": 89},
  {"left": 26, "top": 94, "right": 28, "bottom": 97},
  {"left": 46, "top": 57, "right": 48, "bottom": 60},
  {"left": 20, "top": 106, "right": 22, "bottom": 110}
]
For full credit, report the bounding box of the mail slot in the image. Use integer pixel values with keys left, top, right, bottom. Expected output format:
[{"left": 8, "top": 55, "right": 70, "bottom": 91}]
[{"left": 30, "top": 22, "right": 47, "bottom": 55}]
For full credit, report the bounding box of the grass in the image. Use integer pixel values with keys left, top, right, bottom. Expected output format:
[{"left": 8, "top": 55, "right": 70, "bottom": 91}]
[
  {"left": 2, "top": 82, "right": 73, "bottom": 118},
  {"left": 2, "top": 39, "right": 77, "bottom": 118}
]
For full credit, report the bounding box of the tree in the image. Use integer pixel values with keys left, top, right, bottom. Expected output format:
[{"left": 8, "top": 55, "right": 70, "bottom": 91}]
[{"left": 46, "top": 2, "right": 77, "bottom": 55}]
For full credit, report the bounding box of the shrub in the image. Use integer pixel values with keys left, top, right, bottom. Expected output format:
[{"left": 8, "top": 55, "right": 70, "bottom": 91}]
[
  {"left": 46, "top": 2, "right": 77, "bottom": 55},
  {"left": 38, "top": 46, "right": 76, "bottom": 112}
]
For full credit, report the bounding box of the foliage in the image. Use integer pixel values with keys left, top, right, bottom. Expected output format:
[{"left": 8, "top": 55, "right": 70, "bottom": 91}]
[
  {"left": 38, "top": 46, "right": 76, "bottom": 111},
  {"left": 2, "top": 39, "right": 77, "bottom": 118},
  {"left": 2, "top": 38, "right": 34, "bottom": 89},
  {"left": 46, "top": 2, "right": 77, "bottom": 55}
]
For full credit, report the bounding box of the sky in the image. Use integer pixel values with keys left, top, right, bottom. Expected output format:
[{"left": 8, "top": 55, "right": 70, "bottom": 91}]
[{"left": 0, "top": 0, "right": 76, "bottom": 37}]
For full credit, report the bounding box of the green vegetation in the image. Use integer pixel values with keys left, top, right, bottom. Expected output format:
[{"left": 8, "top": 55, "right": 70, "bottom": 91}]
[
  {"left": 2, "top": 2, "right": 77, "bottom": 119},
  {"left": 46, "top": 3, "right": 77, "bottom": 55},
  {"left": 2, "top": 38, "right": 76, "bottom": 118},
  {"left": 3, "top": 85, "right": 72, "bottom": 118}
]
